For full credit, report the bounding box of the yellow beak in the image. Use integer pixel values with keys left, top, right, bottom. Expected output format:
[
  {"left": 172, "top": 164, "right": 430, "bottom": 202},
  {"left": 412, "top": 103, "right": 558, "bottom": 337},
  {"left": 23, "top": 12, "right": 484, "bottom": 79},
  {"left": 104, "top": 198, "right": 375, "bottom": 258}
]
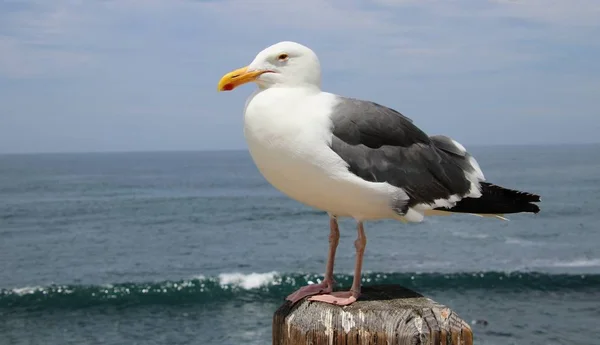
[{"left": 217, "top": 66, "right": 267, "bottom": 91}]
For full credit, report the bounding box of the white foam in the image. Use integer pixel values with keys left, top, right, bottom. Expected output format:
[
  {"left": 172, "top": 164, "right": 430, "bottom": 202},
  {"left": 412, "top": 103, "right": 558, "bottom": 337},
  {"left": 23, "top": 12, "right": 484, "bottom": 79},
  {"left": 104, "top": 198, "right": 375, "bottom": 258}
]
[
  {"left": 218, "top": 272, "right": 279, "bottom": 289},
  {"left": 547, "top": 259, "right": 600, "bottom": 268},
  {"left": 11, "top": 286, "right": 42, "bottom": 295},
  {"left": 529, "top": 258, "right": 600, "bottom": 268},
  {"left": 505, "top": 237, "right": 542, "bottom": 246},
  {"left": 451, "top": 231, "right": 489, "bottom": 240}
]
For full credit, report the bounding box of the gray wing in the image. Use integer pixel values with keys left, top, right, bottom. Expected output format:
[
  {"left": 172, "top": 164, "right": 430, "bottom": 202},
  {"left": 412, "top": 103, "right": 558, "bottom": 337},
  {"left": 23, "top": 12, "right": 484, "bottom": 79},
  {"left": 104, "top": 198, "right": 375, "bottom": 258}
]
[{"left": 329, "top": 96, "right": 480, "bottom": 214}]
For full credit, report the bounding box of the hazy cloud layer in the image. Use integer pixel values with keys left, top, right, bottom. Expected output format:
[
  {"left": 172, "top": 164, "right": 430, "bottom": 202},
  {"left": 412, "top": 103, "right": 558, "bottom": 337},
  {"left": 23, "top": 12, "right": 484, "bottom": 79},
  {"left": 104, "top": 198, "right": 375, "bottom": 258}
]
[{"left": 1, "top": 0, "right": 598, "bottom": 153}]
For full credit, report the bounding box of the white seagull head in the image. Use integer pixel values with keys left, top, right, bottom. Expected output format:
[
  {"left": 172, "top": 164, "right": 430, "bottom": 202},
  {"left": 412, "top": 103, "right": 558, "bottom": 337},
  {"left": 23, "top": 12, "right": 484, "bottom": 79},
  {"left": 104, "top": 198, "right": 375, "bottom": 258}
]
[{"left": 217, "top": 41, "right": 321, "bottom": 92}]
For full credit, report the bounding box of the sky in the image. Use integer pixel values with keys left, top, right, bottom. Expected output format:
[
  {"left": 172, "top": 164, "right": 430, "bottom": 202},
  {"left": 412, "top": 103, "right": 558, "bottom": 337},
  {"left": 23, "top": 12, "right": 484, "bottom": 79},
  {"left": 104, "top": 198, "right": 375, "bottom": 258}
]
[{"left": 0, "top": 0, "right": 599, "bottom": 154}]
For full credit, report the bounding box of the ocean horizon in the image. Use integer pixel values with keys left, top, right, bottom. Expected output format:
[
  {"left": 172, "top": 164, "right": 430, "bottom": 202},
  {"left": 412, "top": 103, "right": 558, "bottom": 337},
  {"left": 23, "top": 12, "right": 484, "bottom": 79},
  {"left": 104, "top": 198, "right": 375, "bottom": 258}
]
[{"left": 1, "top": 141, "right": 599, "bottom": 156}]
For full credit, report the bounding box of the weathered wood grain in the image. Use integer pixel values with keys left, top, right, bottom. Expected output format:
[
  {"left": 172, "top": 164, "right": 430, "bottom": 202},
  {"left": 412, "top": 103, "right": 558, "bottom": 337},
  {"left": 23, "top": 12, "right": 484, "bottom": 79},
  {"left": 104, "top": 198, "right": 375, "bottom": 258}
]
[{"left": 273, "top": 285, "right": 472, "bottom": 345}]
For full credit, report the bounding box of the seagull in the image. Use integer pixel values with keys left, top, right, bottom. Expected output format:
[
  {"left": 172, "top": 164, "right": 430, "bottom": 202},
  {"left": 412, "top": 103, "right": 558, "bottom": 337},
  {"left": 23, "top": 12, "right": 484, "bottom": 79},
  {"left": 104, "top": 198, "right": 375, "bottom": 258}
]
[{"left": 217, "top": 41, "right": 541, "bottom": 306}]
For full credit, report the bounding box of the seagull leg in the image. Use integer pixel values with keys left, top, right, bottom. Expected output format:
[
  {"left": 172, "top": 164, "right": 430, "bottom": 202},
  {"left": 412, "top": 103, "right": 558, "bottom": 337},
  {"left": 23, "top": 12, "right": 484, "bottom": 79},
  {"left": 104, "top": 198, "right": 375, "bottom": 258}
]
[
  {"left": 309, "top": 221, "right": 366, "bottom": 306},
  {"left": 285, "top": 215, "right": 340, "bottom": 304}
]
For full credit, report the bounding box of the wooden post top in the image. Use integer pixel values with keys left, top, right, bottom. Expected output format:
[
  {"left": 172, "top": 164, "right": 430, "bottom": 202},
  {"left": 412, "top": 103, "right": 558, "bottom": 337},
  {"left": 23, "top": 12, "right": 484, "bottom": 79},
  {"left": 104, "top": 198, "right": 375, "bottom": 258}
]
[{"left": 273, "top": 284, "right": 473, "bottom": 345}]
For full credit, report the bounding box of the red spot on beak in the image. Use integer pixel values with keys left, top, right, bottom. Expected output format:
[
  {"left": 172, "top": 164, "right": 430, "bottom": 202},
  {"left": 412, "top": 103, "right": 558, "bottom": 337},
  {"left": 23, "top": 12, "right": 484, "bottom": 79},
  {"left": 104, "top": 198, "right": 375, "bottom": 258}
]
[{"left": 222, "top": 83, "right": 234, "bottom": 91}]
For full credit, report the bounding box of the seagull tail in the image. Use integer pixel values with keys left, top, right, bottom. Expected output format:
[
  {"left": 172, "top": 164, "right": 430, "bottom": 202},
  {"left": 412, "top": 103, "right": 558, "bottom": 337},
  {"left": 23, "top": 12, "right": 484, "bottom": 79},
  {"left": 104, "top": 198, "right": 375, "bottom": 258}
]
[{"left": 438, "top": 182, "right": 541, "bottom": 215}]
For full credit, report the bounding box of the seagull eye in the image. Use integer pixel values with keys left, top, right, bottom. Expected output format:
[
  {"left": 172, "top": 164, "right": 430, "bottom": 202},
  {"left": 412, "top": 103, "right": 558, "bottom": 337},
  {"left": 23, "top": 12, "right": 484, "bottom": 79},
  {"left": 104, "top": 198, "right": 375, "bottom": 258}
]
[{"left": 277, "top": 53, "right": 289, "bottom": 61}]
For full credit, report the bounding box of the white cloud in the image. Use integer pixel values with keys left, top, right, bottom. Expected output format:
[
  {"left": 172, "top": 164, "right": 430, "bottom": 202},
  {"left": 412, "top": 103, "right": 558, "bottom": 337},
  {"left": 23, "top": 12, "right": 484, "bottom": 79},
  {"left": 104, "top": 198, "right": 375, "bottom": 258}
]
[
  {"left": 1, "top": 0, "right": 598, "bottom": 79},
  {"left": 373, "top": 0, "right": 600, "bottom": 26},
  {"left": 0, "top": 35, "right": 92, "bottom": 78},
  {"left": 198, "top": 0, "right": 394, "bottom": 32},
  {"left": 0, "top": 0, "right": 599, "bottom": 152},
  {"left": 0, "top": 1, "right": 99, "bottom": 77},
  {"left": 488, "top": 0, "right": 600, "bottom": 26}
]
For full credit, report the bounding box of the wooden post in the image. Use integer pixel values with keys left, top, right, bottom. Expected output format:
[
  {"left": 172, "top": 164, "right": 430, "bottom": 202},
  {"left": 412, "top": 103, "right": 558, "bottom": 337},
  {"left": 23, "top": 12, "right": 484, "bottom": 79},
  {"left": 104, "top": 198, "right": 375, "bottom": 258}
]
[{"left": 273, "top": 284, "right": 473, "bottom": 345}]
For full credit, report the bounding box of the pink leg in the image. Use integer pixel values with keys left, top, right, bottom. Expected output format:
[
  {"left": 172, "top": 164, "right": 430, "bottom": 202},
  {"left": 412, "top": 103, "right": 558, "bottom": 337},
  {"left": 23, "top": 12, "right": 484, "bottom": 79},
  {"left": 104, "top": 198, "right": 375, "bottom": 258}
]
[
  {"left": 286, "top": 216, "right": 341, "bottom": 304},
  {"left": 309, "top": 221, "right": 366, "bottom": 306}
]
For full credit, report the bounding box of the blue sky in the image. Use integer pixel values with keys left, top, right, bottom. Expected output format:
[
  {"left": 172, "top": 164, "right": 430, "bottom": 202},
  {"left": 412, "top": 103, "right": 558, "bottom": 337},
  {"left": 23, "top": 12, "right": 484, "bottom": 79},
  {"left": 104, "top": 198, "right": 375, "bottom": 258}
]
[{"left": 1, "top": 0, "right": 599, "bottom": 153}]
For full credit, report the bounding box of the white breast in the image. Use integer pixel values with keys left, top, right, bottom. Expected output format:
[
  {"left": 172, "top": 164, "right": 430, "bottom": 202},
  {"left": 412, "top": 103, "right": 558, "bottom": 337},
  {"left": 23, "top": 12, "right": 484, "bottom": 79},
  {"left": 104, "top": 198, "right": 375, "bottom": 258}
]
[{"left": 242, "top": 88, "right": 402, "bottom": 220}]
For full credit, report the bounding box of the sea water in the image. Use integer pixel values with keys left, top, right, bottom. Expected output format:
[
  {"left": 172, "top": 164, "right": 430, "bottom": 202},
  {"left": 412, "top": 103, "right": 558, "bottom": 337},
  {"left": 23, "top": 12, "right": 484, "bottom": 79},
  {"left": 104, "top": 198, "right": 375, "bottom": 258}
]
[{"left": 1, "top": 144, "right": 599, "bottom": 344}]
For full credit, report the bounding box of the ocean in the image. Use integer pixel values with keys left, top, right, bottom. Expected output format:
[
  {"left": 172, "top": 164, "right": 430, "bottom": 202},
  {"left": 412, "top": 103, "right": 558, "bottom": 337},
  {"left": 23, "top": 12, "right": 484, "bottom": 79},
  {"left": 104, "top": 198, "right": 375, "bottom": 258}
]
[{"left": 1, "top": 144, "right": 599, "bottom": 345}]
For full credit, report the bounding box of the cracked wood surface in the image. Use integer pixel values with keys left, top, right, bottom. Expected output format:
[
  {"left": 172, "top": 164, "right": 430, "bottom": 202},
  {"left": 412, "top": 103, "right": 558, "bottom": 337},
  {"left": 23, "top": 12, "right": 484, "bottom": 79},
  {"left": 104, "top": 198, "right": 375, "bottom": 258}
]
[{"left": 273, "top": 285, "right": 473, "bottom": 345}]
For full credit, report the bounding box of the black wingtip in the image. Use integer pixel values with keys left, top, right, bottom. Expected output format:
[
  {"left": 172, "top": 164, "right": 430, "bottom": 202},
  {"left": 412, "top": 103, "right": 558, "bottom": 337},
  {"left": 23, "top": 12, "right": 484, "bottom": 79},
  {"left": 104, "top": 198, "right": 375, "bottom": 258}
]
[
  {"left": 524, "top": 202, "right": 541, "bottom": 214},
  {"left": 439, "top": 182, "right": 542, "bottom": 215}
]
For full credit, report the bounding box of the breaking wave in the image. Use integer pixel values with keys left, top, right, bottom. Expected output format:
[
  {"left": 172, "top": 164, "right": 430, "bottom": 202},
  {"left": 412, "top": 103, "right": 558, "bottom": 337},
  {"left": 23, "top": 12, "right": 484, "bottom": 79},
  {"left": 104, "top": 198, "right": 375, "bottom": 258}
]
[{"left": 2, "top": 271, "right": 598, "bottom": 310}]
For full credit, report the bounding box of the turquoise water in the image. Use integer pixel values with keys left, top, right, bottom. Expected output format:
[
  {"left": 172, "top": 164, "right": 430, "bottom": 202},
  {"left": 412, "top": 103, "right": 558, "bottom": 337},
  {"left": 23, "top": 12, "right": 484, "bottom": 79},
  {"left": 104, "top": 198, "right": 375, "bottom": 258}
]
[{"left": 1, "top": 144, "right": 599, "bottom": 344}]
